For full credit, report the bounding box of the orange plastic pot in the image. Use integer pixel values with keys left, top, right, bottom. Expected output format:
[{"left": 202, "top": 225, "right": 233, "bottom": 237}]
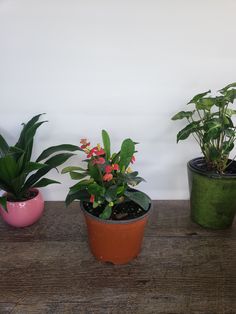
[{"left": 81, "top": 202, "right": 151, "bottom": 265}]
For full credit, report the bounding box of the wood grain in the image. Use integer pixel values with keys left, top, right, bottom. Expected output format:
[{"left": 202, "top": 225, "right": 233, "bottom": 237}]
[{"left": 0, "top": 201, "right": 235, "bottom": 314}]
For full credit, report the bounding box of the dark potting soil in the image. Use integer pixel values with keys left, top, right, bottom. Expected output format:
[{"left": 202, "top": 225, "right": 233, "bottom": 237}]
[
  {"left": 190, "top": 158, "right": 236, "bottom": 176},
  {"left": 7, "top": 190, "right": 38, "bottom": 202},
  {"left": 83, "top": 200, "right": 147, "bottom": 221}
]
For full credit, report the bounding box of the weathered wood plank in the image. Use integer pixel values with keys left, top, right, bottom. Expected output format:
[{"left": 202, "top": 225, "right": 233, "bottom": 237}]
[
  {"left": 0, "top": 201, "right": 235, "bottom": 314},
  {"left": 0, "top": 238, "right": 235, "bottom": 312},
  {"left": 0, "top": 201, "right": 235, "bottom": 242}
]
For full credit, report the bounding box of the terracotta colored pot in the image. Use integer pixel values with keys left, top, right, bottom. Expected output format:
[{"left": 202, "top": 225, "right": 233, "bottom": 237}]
[
  {"left": 81, "top": 201, "right": 151, "bottom": 265},
  {"left": 0, "top": 189, "right": 44, "bottom": 228},
  {"left": 188, "top": 157, "right": 236, "bottom": 229}
]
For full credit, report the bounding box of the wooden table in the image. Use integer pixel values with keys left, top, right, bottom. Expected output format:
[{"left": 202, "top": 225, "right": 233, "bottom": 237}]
[{"left": 0, "top": 201, "right": 235, "bottom": 314}]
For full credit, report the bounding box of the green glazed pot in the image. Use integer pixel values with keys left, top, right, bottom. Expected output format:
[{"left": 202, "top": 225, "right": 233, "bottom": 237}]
[{"left": 188, "top": 157, "right": 236, "bottom": 229}]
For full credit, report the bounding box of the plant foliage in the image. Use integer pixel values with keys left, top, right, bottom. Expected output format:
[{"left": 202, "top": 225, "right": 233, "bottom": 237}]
[
  {"left": 62, "top": 131, "right": 151, "bottom": 219},
  {"left": 172, "top": 83, "right": 236, "bottom": 173},
  {"left": 0, "top": 114, "right": 81, "bottom": 211}
]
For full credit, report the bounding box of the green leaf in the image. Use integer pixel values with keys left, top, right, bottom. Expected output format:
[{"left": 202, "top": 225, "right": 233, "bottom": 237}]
[
  {"left": 69, "top": 179, "right": 94, "bottom": 194},
  {"left": 99, "top": 205, "right": 112, "bottom": 219},
  {"left": 196, "top": 97, "right": 215, "bottom": 110},
  {"left": 225, "top": 129, "right": 235, "bottom": 138},
  {"left": 224, "top": 89, "right": 236, "bottom": 104},
  {"left": 221, "top": 141, "right": 234, "bottom": 155},
  {"left": 66, "top": 189, "right": 90, "bottom": 206},
  {"left": 224, "top": 116, "right": 234, "bottom": 128},
  {"left": 187, "top": 90, "right": 211, "bottom": 104},
  {"left": 0, "top": 196, "right": 7, "bottom": 212},
  {"left": 126, "top": 171, "right": 138, "bottom": 177},
  {"left": 61, "top": 166, "right": 87, "bottom": 174},
  {"left": 219, "top": 82, "right": 236, "bottom": 94},
  {"left": 128, "top": 177, "right": 145, "bottom": 186},
  {"left": 24, "top": 153, "right": 75, "bottom": 189},
  {"left": 32, "top": 178, "right": 60, "bottom": 188},
  {"left": 102, "top": 130, "right": 111, "bottom": 160},
  {"left": 0, "top": 182, "right": 14, "bottom": 194},
  {"left": 11, "top": 173, "right": 28, "bottom": 195},
  {"left": 88, "top": 160, "right": 101, "bottom": 182},
  {"left": 37, "top": 144, "right": 82, "bottom": 162},
  {"left": 0, "top": 155, "right": 19, "bottom": 183},
  {"left": 123, "top": 171, "right": 145, "bottom": 186},
  {"left": 70, "top": 172, "right": 88, "bottom": 180},
  {"left": 15, "top": 113, "right": 45, "bottom": 148},
  {"left": 88, "top": 182, "right": 105, "bottom": 196},
  {"left": 177, "top": 122, "right": 200, "bottom": 142},
  {"left": 24, "top": 162, "right": 48, "bottom": 173},
  {"left": 8, "top": 146, "right": 24, "bottom": 156},
  {"left": 119, "top": 139, "right": 135, "bottom": 170},
  {"left": 117, "top": 185, "right": 125, "bottom": 195},
  {"left": 111, "top": 152, "right": 120, "bottom": 164},
  {"left": 171, "top": 111, "right": 195, "bottom": 120},
  {"left": 124, "top": 190, "right": 151, "bottom": 211},
  {"left": 214, "top": 96, "right": 226, "bottom": 107},
  {"left": 105, "top": 186, "right": 118, "bottom": 202},
  {"left": 25, "top": 121, "right": 47, "bottom": 148},
  {"left": 208, "top": 147, "right": 221, "bottom": 161},
  {"left": 203, "top": 119, "right": 222, "bottom": 141},
  {"left": 14, "top": 114, "right": 47, "bottom": 168},
  {"left": 225, "top": 109, "right": 236, "bottom": 116},
  {"left": 0, "top": 134, "right": 9, "bottom": 157}
]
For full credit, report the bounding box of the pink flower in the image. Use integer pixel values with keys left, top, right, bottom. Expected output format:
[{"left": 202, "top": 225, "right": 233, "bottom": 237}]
[
  {"left": 87, "top": 147, "right": 97, "bottom": 158},
  {"left": 80, "top": 138, "right": 88, "bottom": 145},
  {"left": 105, "top": 165, "right": 113, "bottom": 173},
  {"left": 103, "top": 173, "right": 113, "bottom": 182},
  {"left": 80, "top": 139, "right": 90, "bottom": 149},
  {"left": 81, "top": 143, "right": 90, "bottom": 149},
  {"left": 112, "top": 163, "right": 119, "bottom": 171},
  {"left": 131, "top": 155, "right": 135, "bottom": 164},
  {"left": 92, "top": 157, "right": 105, "bottom": 165},
  {"left": 90, "top": 195, "right": 95, "bottom": 203},
  {"left": 94, "top": 148, "right": 105, "bottom": 156},
  {"left": 87, "top": 147, "right": 105, "bottom": 158}
]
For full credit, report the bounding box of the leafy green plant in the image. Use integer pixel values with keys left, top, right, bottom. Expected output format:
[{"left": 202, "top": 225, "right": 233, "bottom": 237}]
[
  {"left": 0, "top": 114, "right": 81, "bottom": 211},
  {"left": 172, "top": 83, "right": 236, "bottom": 173},
  {"left": 62, "top": 130, "right": 151, "bottom": 219}
]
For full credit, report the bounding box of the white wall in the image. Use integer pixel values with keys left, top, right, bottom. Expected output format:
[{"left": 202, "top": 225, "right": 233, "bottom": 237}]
[{"left": 1, "top": 0, "right": 236, "bottom": 200}]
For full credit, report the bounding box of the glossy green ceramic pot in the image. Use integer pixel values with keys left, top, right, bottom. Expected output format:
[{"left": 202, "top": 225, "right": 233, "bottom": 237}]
[{"left": 188, "top": 157, "right": 236, "bottom": 229}]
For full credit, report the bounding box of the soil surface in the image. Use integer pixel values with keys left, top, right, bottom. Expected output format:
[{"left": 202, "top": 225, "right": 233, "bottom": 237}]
[
  {"left": 190, "top": 158, "right": 236, "bottom": 176},
  {"left": 83, "top": 200, "right": 148, "bottom": 221},
  {"left": 7, "top": 190, "right": 38, "bottom": 202}
]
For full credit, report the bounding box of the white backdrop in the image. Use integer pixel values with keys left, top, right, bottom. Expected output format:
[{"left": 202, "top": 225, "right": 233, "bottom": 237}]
[{"left": 1, "top": 0, "right": 236, "bottom": 200}]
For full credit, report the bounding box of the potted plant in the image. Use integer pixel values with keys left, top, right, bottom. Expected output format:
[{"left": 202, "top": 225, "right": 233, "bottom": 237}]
[
  {"left": 172, "top": 82, "right": 236, "bottom": 229},
  {"left": 0, "top": 114, "right": 80, "bottom": 227},
  {"left": 62, "top": 130, "right": 151, "bottom": 264}
]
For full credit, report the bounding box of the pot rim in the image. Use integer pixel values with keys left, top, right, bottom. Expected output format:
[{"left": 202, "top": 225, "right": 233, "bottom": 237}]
[
  {"left": 80, "top": 200, "right": 152, "bottom": 225},
  {"left": 4, "top": 188, "right": 40, "bottom": 204},
  {"left": 187, "top": 157, "right": 236, "bottom": 179}
]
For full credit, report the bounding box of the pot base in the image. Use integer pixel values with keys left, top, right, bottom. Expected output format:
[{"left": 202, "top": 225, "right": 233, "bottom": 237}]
[
  {"left": 81, "top": 201, "right": 151, "bottom": 265},
  {"left": 0, "top": 189, "right": 44, "bottom": 228},
  {"left": 188, "top": 158, "right": 236, "bottom": 230}
]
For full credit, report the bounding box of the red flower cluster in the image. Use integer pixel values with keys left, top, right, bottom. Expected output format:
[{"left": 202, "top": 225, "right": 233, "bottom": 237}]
[
  {"left": 90, "top": 194, "right": 95, "bottom": 203},
  {"left": 87, "top": 147, "right": 105, "bottom": 158},
  {"left": 80, "top": 139, "right": 90, "bottom": 149},
  {"left": 131, "top": 155, "right": 135, "bottom": 164},
  {"left": 103, "top": 163, "right": 119, "bottom": 182},
  {"left": 92, "top": 157, "right": 105, "bottom": 165},
  {"left": 80, "top": 139, "right": 106, "bottom": 165},
  {"left": 80, "top": 138, "right": 136, "bottom": 203}
]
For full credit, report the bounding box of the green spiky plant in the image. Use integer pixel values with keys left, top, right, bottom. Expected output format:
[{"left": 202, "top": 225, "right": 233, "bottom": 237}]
[
  {"left": 172, "top": 83, "right": 236, "bottom": 173},
  {"left": 62, "top": 130, "right": 151, "bottom": 220},
  {"left": 0, "top": 114, "right": 81, "bottom": 211}
]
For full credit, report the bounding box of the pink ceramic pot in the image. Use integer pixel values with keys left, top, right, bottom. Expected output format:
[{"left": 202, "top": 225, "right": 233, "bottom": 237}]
[{"left": 0, "top": 189, "right": 44, "bottom": 228}]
